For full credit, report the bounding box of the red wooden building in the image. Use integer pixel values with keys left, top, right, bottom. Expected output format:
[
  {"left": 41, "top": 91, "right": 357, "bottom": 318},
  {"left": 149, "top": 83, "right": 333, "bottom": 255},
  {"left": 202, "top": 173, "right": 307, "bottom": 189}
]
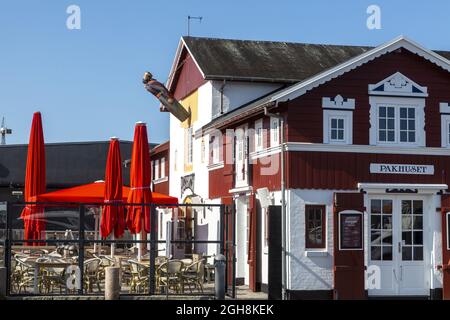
[{"left": 166, "top": 35, "right": 450, "bottom": 299}]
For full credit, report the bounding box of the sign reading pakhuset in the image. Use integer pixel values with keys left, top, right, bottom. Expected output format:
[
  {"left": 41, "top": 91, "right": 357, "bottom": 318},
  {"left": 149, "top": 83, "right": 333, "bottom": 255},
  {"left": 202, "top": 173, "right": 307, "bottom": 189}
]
[{"left": 370, "top": 163, "right": 434, "bottom": 175}]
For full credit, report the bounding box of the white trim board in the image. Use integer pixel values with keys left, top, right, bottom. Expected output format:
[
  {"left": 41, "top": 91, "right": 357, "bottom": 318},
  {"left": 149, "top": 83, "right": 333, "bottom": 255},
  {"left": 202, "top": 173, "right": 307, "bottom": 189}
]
[
  {"left": 249, "top": 142, "right": 450, "bottom": 158},
  {"left": 270, "top": 36, "right": 450, "bottom": 103}
]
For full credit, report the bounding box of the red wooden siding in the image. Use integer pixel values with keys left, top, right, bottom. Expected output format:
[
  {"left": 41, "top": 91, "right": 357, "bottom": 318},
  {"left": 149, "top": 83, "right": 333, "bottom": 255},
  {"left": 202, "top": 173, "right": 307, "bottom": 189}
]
[
  {"left": 333, "top": 192, "right": 366, "bottom": 299},
  {"left": 172, "top": 51, "right": 206, "bottom": 100},
  {"left": 288, "top": 151, "right": 450, "bottom": 190},
  {"left": 285, "top": 49, "right": 450, "bottom": 147},
  {"left": 151, "top": 143, "right": 170, "bottom": 195}
]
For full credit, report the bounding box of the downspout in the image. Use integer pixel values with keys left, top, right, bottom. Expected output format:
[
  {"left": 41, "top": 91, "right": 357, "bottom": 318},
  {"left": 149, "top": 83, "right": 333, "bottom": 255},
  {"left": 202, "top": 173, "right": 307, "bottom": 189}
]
[
  {"left": 264, "top": 103, "right": 287, "bottom": 300},
  {"left": 220, "top": 80, "right": 227, "bottom": 115}
]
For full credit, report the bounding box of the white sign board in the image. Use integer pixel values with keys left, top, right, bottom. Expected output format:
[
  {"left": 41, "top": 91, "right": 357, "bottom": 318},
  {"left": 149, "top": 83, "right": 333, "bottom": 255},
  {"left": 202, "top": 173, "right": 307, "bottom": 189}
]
[{"left": 370, "top": 163, "right": 434, "bottom": 175}]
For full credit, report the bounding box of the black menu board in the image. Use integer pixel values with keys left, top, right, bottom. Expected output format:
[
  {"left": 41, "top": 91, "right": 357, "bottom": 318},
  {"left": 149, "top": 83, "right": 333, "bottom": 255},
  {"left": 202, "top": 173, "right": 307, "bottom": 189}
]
[{"left": 340, "top": 213, "right": 363, "bottom": 250}]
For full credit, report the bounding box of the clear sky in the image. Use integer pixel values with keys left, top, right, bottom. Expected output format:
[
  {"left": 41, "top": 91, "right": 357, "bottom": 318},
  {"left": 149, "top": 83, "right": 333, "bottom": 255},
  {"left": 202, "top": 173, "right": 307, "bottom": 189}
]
[{"left": 1, "top": 0, "right": 450, "bottom": 145}]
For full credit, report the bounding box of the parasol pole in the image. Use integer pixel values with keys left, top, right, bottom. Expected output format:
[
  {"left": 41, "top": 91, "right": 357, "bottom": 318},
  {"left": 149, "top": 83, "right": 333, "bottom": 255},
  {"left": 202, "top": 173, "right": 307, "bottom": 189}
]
[{"left": 93, "top": 208, "right": 99, "bottom": 254}]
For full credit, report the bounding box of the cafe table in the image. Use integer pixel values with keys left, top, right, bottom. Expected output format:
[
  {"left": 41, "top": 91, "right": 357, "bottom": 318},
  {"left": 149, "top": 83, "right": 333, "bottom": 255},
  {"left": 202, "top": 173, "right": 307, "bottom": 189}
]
[{"left": 31, "top": 260, "right": 74, "bottom": 294}]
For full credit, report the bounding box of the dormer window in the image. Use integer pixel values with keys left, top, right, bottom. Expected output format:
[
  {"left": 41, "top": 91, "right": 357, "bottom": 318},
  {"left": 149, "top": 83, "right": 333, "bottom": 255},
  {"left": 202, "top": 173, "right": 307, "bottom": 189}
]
[
  {"left": 322, "top": 95, "right": 354, "bottom": 145},
  {"left": 368, "top": 73, "right": 427, "bottom": 147}
]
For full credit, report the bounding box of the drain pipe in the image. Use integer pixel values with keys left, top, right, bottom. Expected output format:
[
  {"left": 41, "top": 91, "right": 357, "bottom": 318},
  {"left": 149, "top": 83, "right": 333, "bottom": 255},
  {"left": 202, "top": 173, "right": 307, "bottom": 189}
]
[{"left": 264, "top": 104, "right": 287, "bottom": 300}]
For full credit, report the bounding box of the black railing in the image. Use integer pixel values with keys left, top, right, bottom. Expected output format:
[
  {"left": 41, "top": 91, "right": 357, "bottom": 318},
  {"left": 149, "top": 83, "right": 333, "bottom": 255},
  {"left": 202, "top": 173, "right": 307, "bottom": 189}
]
[{"left": 1, "top": 202, "right": 234, "bottom": 297}]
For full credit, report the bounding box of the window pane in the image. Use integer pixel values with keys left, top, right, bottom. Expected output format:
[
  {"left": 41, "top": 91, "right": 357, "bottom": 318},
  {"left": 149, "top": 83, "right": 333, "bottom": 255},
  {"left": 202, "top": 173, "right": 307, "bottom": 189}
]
[
  {"left": 408, "top": 108, "right": 415, "bottom": 118},
  {"left": 371, "top": 200, "right": 381, "bottom": 213},
  {"left": 338, "top": 119, "right": 344, "bottom": 129},
  {"left": 379, "top": 119, "right": 386, "bottom": 129},
  {"left": 388, "top": 119, "right": 395, "bottom": 129},
  {"left": 331, "top": 130, "right": 337, "bottom": 140},
  {"left": 379, "top": 131, "right": 386, "bottom": 141},
  {"left": 306, "top": 206, "right": 324, "bottom": 248},
  {"left": 413, "top": 216, "right": 423, "bottom": 229},
  {"left": 382, "top": 246, "right": 392, "bottom": 260},
  {"left": 408, "top": 131, "right": 415, "bottom": 142},
  {"left": 413, "top": 231, "right": 423, "bottom": 245},
  {"left": 413, "top": 247, "right": 423, "bottom": 261},
  {"left": 379, "top": 107, "right": 386, "bottom": 117},
  {"left": 388, "top": 107, "right": 395, "bottom": 118},
  {"left": 383, "top": 200, "right": 392, "bottom": 214},
  {"left": 337, "top": 130, "right": 344, "bottom": 140},
  {"left": 371, "top": 215, "right": 381, "bottom": 229},
  {"left": 382, "top": 231, "right": 392, "bottom": 244},
  {"left": 400, "top": 131, "right": 407, "bottom": 142},
  {"left": 382, "top": 216, "right": 392, "bottom": 229},
  {"left": 371, "top": 246, "right": 382, "bottom": 260},
  {"left": 402, "top": 247, "right": 412, "bottom": 261},
  {"left": 402, "top": 201, "right": 412, "bottom": 214},
  {"left": 400, "top": 119, "right": 407, "bottom": 130},
  {"left": 408, "top": 119, "right": 415, "bottom": 130},
  {"left": 403, "top": 231, "right": 412, "bottom": 245},
  {"left": 371, "top": 231, "right": 381, "bottom": 245},
  {"left": 387, "top": 131, "right": 395, "bottom": 141},
  {"left": 331, "top": 118, "right": 337, "bottom": 128},
  {"left": 402, "top": 216, "right": 412, "bottom": 230},
  {"left": 413, "top": 201, "right": 423, "bottom": 214},
  {"left": 400, "top": 108, "right": 407, "bottom": 118}
]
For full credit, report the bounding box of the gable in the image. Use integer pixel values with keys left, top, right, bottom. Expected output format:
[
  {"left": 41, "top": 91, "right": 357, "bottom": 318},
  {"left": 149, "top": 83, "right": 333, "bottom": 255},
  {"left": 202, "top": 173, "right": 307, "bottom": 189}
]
[
  {"left": 271, "top": 36, "right": 450, "bottom": 103},
  {"left": 169, "top": 46, "right": 205, "bottom": 100},
  {"left": 368, "top": 72, "right": 428, "bottom": 97}
]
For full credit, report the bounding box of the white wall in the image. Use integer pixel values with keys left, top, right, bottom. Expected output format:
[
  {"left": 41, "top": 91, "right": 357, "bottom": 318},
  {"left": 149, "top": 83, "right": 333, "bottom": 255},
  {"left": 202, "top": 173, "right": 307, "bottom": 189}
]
[
  {"left": 286, "top": 189, "right": 336, "bottom": 291},
  {"left": 211, "top": 81, "right": 282, "bottom": 118}
]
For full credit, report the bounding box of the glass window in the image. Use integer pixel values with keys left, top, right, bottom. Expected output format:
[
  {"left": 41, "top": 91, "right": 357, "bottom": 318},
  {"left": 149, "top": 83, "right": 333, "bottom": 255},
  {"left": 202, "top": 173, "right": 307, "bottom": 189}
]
[
  {"left": 186, "top": 127, "right": 193, "bottom": 165},
  {"left": 378, "top": 106, "right": 395, "bottom": 142},
  {"left": 305, "top": 205, "right": 326, "bottom": 249},
  {"left": 370, "top": 199, "right": 393, "bottom": 261},
  {"left": 330, "top": 117, "right": 345, "bottom": 141},
  {"left": 399, "top": 107, "right": 416, "bottom": 142},
  {"left": 160, "top": 157, "right": 165, "bottom": 178},
  {"left": 154, "top": 159, "right": 159, "bottom": 180},
  {"left": 271, "top": 117, "right": 280, "bottom": 146}
]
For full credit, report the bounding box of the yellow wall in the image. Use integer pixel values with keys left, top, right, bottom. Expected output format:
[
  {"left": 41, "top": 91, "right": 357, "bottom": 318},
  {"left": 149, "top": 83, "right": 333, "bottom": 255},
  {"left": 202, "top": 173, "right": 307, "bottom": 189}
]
[{"left": 179, "top": 90, "right": 198, "bottom": 172}]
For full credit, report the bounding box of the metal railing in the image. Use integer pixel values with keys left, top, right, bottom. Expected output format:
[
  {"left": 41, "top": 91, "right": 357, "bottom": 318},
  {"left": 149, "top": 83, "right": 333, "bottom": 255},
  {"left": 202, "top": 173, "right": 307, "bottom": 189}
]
[{"left": 0, "top": 202, "right": 235, "bottom": 298}]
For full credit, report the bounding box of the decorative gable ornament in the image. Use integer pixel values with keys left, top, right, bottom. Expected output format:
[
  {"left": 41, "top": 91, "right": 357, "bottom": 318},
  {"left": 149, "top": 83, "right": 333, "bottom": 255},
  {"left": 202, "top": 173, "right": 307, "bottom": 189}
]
[
  {"left": 368, "top": 72, "right": 428, "bottom": 97},
  {"left": 322, "top": 95, "right": 355, "bottom": 110}
]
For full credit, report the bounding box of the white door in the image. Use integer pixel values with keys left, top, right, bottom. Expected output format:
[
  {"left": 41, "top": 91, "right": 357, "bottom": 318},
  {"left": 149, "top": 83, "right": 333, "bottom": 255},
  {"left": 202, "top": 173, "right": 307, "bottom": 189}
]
[{"left": 368, "top": 196, "right": 427, "bottom": 296}]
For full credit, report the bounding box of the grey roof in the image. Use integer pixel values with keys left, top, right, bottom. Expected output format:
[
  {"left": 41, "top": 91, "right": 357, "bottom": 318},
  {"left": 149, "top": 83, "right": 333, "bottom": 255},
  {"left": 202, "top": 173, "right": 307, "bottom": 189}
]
[
  {"left": 183, "top": 37, "right": 450, "bottom": 85},
  {"left": 183, "top": 36, "right": 373, "bottom": 83},
  {"left": 0, "top": 141, "right": 136, "bottom": 188}
]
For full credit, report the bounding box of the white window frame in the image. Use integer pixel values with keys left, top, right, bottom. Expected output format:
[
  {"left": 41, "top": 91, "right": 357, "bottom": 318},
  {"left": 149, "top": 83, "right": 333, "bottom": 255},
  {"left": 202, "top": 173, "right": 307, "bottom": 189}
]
[
  {"left": 323, "top": 109, "right": 353, "bottom": 144},
  {"left": 154, "top": 159, "right": 159, "bottom": 180},
  {"left": 440, "top": 103, "right": 450, "bottom": 148},
  {"left": 210, "top": 135, "right": 220, "bottom": 164},
  {"left": 254, "top": 119, "right": 263, "bottom": 151},
  {"left": 186, "top": 127, "right": 193, "bottom": 165},
  {"left": 369, "top": 96, "right": 425, "bottom": 147},
  {"left": 160, "top": 157, "right": 165, "bottom": 178},
  {"left": 270, "top": 117, "right": 280, "bottom": 147}
]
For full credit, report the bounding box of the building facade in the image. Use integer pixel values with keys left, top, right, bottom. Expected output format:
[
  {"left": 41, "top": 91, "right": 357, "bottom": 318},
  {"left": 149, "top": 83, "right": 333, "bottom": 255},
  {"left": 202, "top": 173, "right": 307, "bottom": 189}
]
[{"left": 166, "top": 35, "right": 450, "bottom": 299}]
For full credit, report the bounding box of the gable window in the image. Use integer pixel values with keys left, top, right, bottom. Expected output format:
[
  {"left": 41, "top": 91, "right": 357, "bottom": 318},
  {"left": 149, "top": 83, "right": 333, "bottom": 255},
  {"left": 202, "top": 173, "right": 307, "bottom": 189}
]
[
  {"left": 305, "top": 205, "right": 326, "bottom": 249},
  {"left": 254, "top": 119, "right": 263, "bottom": 151},
  {"left": 369, "top": 73, "right": 426, "bottom": 147},
  {"left": 372, "top": 102, "right": 423, "bottom": 146},
  {"left": 322, "top": 95, "right": 354, "bottom": 145},
  {"left": 270, "top": 117, "right": 279, "bottom": 146}
]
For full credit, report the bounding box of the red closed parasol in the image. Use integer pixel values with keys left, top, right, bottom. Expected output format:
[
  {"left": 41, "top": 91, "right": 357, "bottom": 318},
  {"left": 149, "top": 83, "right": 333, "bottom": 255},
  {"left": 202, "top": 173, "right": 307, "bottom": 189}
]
[
  {"left": 21, "top": 112, "right": 46, "bottom": 243},
  {"left": 100, "top": 137, "right": 125, "bottom": 239},
  {"left": 126, "top": 122, "right": 153, "bottom": 234}
]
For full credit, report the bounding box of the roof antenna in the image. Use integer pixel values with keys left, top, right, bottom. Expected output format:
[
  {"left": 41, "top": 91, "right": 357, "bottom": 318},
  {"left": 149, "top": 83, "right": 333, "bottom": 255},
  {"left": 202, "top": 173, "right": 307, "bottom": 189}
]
[
  {"left": 187, "top": 15, "right": 202, "bottom": 36},
  {"left": 0, "top": 117, "right": 12, "bottom": 145}
]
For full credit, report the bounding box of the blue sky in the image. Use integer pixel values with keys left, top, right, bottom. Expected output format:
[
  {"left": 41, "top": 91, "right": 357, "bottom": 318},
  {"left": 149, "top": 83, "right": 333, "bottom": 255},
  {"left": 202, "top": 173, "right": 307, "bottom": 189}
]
[{"left": 1, "top": 0, "right": 450, "bottom": 144}]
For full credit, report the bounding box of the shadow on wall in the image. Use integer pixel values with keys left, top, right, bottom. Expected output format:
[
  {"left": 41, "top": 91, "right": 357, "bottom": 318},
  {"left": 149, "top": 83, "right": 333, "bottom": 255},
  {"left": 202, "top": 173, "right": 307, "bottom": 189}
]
[{"left": 288, "top": 252, "right": 332, "bottom": 289}]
